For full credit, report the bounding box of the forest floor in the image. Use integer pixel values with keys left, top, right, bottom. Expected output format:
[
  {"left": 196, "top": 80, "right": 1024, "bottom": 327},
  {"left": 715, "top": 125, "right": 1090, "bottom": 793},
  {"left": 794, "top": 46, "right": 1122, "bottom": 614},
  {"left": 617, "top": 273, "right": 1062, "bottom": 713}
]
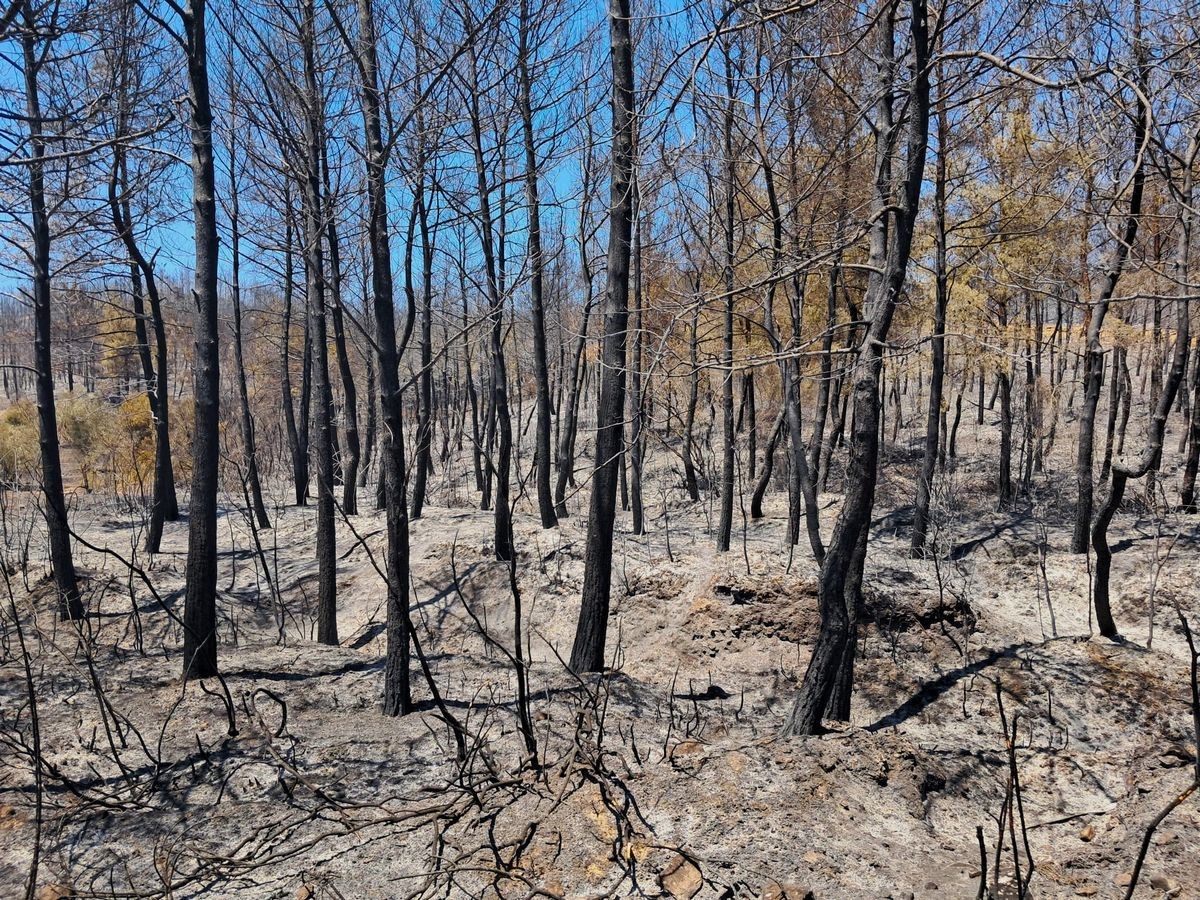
[{"left": 1, "top": 416, "right": 1199, "bottom": 899}]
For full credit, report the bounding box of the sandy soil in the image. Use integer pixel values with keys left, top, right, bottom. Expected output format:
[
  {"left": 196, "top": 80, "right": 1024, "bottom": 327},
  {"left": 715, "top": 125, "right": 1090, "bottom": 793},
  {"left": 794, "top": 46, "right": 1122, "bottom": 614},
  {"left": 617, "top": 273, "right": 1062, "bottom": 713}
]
[{"left": 1, "top": 407, "right": 1199, "bottom": 899}]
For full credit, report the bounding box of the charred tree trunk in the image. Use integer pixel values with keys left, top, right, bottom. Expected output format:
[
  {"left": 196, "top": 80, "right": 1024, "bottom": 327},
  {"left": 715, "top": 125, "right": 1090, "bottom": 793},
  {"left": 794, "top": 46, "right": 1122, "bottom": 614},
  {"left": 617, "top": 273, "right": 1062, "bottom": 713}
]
[
  {"left": 682, "top": 296, "right": 701, "bottom": 501},
  {"left": 517, "top": 0, "right": 558, "bottom": 529},
  {"left": 301, "top": 0, "right": 337, "bottom": 646},
  {"left": 409, "top": 166, "right": 434, "bottom": 520},
  {"left": 1093, "top": 146, "right": 1191, "bottom": 635},
  {"left": 323, "top": 155, "right": 360, "bottom": 516},
  {"left": 716, "top": 48, "right": 736, "bottom": 553},
  {"left": 22, "top": 15, "right": 83, "bottom": 622},
  {"left": 553, "top": 211, "right": 596, "bottom": 517},
  {"left": 280, "top": 212, "right": 308, "bottom": 508},
  {"left": 1072, "top": 55, "right": 1147, "bottom": 553},
  {"left": 108, "top": 151, "right": 179, "bottom": 553},
  {"left": 783, "top": 0, "right": 928, "bottom": 735},
  {"left": 911, "top": 90, "right": 949, "bottom": 556},
  {"left": 1182, "top": 337, "right": 1200, "bottom": 512},
  {"left": 465, "top": 40, "right": 514, "bottom": 561},
  {"left": 353, "top": 0, "right": 411, "bottom": 713},
  {"left": 569, "top": 0, "right": 634, "bottom": 673},
  {"left": 181, "top": 0, "right": 220, "bottom": 677},
  {"left": 228, "top": 114, "right": 271, "bottom": 530},
  {"left": 630, "top": 210, "right": 645, "bottom": 535}
]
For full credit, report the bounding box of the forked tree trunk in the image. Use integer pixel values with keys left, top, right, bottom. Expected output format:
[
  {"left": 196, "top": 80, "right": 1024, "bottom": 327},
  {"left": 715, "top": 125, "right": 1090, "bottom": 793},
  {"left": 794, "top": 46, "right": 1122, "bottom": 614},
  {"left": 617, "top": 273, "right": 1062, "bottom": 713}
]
[
  {"left": 1093, "top": 122, "right": 1195, "bottom": 634},
  {"left": 108, "top": 150, "right": 179, "bottom": 553},
  {"left": 783, "top": 0, "right": 929, "bottom": 735},
  {"left": 1072, "top": 64, "right": 1147, "bottom": 552}
]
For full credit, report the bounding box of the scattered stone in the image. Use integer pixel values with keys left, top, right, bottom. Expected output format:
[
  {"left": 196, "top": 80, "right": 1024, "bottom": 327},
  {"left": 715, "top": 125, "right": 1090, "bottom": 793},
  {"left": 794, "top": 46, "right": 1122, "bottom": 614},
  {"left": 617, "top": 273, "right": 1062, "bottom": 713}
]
[
  {"left": 1079, "top": 824, "right": 1096, "bottom": 842},
  {"left": 1115, "top": 872, "right": 1133, "bottom": 887},
  {"left": 1074, "top": 886, "right": 1099, "bottom": 896},
  {"left": 924, "top": 882, "right": 938, "bottom": 891},
  {"left": 1149, "top": 874, "right": 1180, "bottom": 893},
  {"left": 763, "top": 881, "right": 815, "bottom": 900},
  {"left": 659, "top": 854, "right": 703, "bottom": 900}
]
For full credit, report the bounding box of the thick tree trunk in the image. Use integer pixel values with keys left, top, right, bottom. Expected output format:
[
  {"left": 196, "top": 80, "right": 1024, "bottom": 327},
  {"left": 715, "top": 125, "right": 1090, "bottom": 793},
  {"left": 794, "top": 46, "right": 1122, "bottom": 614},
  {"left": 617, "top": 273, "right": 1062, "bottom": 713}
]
[
  {"left": 570, "top": 0, "right": 634, "bottom": 673},
  {"left": 1072, "top": 69, "right": 1147, "bottom": 552},
  {"left": 22, "top": 20, "right": 83, "bottom": 622},
  {"left": 302, "top": 0, "right": 337, "bottom": 646},
  {"left": 784, "top": 0, "right": 928, "bottom": 735},
  {"left": 353, "top": 0, "right": 411, "bottom": 713},
  {"left": 180, "top": 0, "right": 220, "bottom": 677}
]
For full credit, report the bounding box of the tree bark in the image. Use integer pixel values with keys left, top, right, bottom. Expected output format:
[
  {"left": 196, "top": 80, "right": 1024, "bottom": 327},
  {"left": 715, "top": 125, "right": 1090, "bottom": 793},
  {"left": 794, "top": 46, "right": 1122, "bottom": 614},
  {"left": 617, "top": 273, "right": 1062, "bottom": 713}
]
[
  {"left": 911, "top": 89, "right": 949, "bottom": 556},
  {"left": 569, "top": 0, "right": 634, "bottom": 673},
  {"left": 22, "top": 14, "right": 83, "bottom": 622},
  {"left": 180, "top": 0, "right": 220, "bottom": 677},
  {"left": 783, "top": 0, "right": 929, "bottom": 735},
  {"left": 301, "top": 0, "right": 337, "bottom": 646},
  {"left": 518, "top": 0, "right": 558, "bottom": 529},
  {"left": 1072, "top": 55, "right": 1147, "bottom": 553},
  {"left": 353, "top": 0, "right": 411, "bottom": 713}
]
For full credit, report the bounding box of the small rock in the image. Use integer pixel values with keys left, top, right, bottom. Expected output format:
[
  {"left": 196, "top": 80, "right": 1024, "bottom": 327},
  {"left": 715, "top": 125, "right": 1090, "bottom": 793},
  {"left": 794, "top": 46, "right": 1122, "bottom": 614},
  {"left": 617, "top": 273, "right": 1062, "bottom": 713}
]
[
  {"left": 924, "top": 882, "right": 939, "bottom": 891},
  {"left": 1115, "top": 872, "right": 1133, "bottom": 887},
  {"left": 1149, "top": 875, "right": 1179, "bottom": 892},
  {"left": 1074, "top": 886, "right": 1099, "bottom": 897},
  {"left": 1079, "top": 824, "right": 1096, "bottom": 842},
  {"left": 659, "top": 854, "right": 703, "bottom": 900}
]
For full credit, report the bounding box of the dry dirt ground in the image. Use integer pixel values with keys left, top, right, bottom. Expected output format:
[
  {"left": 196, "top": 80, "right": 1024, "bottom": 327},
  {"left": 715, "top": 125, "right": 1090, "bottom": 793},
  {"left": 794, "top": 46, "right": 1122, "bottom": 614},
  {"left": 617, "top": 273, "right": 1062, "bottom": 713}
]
[{"left": 1, "top": 415, "right": 1199, "bottom": 899}]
